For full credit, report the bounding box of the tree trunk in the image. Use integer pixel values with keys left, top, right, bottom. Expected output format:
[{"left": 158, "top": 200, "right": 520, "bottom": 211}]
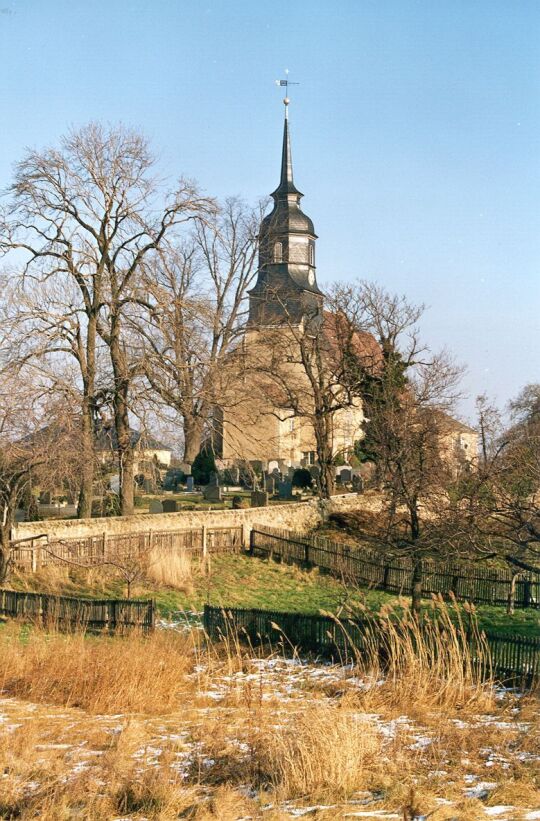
[
  {"left": 109, "top": 324, "right": 134, "bottom": 517},
  {"left": 0, "top": 531, "right": 11, "bottom": 584},
  {"left": 77, "top": 399, "right": 95, "bottom": 518},
  {"left": 115, "top": 391, "right": 134, "bottom": 516},
  {"left": 313, "top": 412, "right": 335, "bottom": 499},
  {"left": 183, "top": 415, "right": 204, "bottom": 464},
  {"left": 411, "top": 557, "right": 423, "bottom": 618},
  {"left": 78, "top": 313, "right": 97, "bottom": 519},
  {"left": 507, "top": 573, "right": 521, "bottom": 615}
]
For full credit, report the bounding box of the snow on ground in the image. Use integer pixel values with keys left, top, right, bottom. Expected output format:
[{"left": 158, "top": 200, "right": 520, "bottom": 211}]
[{"left": 1, "top": 650, "right": 538, "bottom": 820}]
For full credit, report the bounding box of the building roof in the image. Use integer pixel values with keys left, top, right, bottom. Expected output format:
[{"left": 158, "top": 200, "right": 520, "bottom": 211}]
[
  {"left": 94, "top": 424, "right": 173, "bottom": 453},
  {"left": 323, "top": 311, "right": 384, "bottom": 374},
  {"left": 427, "top": 409, "right": 477, "bottom": 435}
]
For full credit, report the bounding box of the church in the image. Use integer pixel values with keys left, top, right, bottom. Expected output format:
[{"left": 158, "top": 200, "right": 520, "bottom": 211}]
[
  {"left": 214, "top": 95, "right": 369, "bottom": 470},
  {"left": 213, "top": 96, "right": 477, "bottom": 475}
]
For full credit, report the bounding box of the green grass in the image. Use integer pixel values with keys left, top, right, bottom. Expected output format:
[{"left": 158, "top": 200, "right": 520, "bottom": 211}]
[{"left": 9, "top": 554, "right": 540, "bottom": 638}]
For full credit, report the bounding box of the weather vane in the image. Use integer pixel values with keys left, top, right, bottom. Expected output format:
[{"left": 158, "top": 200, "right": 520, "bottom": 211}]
[{"left": 275, "top": 69, "right": 299, "bottom": 118}]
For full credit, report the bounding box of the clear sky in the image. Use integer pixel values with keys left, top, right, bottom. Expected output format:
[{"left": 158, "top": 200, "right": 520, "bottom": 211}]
[{"left": 1, "top": 0, "right": 538, "bottom": 421}]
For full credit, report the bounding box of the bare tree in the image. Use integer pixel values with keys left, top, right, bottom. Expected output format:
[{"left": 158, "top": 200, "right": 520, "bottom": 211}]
[
  {"left": 463, "top": 385, "right": 540, "bottom": 599},
  {"left": 136, "top": 198, "right": 259, "bottom": 463},
  {"left": 326, "top": 282, "right": 466, "bottom": 615},
  {"left": 0, "top": 358, "right": 80, "bottom": 581},
  {"left": 1, "top": 123, "right": 212, "bottom": 515}
]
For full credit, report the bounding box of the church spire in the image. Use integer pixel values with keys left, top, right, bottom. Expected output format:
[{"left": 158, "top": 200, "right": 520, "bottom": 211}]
[
  {"left": 247, "top": 81, "right": 322, "bottom": 327},
  {"left": 272, "top": 96, "right": 302, "bottom": 199}
]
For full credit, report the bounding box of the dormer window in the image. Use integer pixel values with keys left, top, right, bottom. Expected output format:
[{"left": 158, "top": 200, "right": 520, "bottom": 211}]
[
  {"left": 309, "top": 242, "right": 315, "bottom": 266},
  {"left": 273, "top": 241, "right": 283, "bottom": 263}
]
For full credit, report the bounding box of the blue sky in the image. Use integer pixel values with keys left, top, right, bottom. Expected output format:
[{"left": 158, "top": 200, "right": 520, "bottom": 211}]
[{"left": 1, "top": 0, "right": 538, "bottom": 420}]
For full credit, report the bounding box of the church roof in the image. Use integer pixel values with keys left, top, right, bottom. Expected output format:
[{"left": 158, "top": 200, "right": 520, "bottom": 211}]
[
  {"left": 323, "top": 311, "right": 383, "bottom": 374},
  {"left": 262, "top": 114, "right": 316, "bottom": 237}
]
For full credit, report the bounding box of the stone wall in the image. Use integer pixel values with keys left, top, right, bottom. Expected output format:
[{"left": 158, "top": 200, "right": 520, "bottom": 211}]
[{"left": 13, "top": 493, "right": 380, "bottom": 543}]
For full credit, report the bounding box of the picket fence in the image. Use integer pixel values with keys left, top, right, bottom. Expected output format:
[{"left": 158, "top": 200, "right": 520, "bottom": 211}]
[
  {"left": 250, "top": 526, "right": 540, "bottom": 610},
  {"left": 203, "top": 604, "right": 540, "bottom": 685},
  {"left": 11, "top": 524, "right": 245, "bottom": 571},
  {"left": 0, "top": 588, "right": 155, "bottom": 633}
]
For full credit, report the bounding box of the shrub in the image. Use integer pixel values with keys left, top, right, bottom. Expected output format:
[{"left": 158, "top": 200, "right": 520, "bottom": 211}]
[
  {"left": 191, "top": 447, "right": 217, "bottom": 485},
  {"left": 292, "top": 468, "right": 312, "bottom": 489}
]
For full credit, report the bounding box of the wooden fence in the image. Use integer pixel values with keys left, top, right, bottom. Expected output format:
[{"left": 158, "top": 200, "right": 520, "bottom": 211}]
[
  {"left": 250, "top": 526, "right": 540, "bottom": 610},
  {"left": 203, "top": 604, "right": 540, "bottom": 685},
  {"left": 0, "top": 588, "right": 155, "bottom": 633},
  {"left": 11, "top": 525, "right": 245, "bottom": 571}
]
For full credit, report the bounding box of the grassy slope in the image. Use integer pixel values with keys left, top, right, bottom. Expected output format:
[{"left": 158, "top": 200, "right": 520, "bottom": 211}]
[{"left": 11, "top": 554, "right": 540, "bottom": 638}]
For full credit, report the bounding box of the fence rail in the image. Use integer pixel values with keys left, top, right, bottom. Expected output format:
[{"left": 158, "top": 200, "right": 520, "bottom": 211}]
[
  {"left": 0, "top": 588, "right": 155, "bottom": 633},
  {"left": 11, "top": 525, "right": 245, "bottom": 571},
  {"left": 203, "top": 604, "right": 540, "bottom": 685},
  {"left": 250, "top": 526, "right": 540, "bottom": 610}
]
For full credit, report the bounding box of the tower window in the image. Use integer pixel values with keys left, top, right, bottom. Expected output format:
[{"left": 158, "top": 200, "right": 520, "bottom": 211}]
[
  {"left": 309, "top": 242, "right": 315, "bottom": 266},
  {"left": 273, "top": 241, "right": 283, "bottom": 263}
]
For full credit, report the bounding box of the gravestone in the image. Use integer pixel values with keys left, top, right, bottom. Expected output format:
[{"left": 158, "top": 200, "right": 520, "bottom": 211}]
[
  {"left": 186, "top": 476, "right": 194, "bottom": 492},
  {"left": 142, "top": 477, "right": 156, "bottom": 494},
  {"left": 204, "top": 485, "right": 222, "bottom": 503},
  {"left": 250, "top": 490, "right": 269, "bottom": 507},
  {"left": 149, "top": 499, "right": 163, "bottom": 514},
  {"left": 352, "top": 472, "right": 364, "bottom": 493},
  {"left": 264, "top": 475, "right": 275, "bottom": 495},
  {"left": 339, "top": 468, "right": 352, "bottom": 484},
  {"left": 278, "top": 480, "right": 293, "bottom": 500},
  {"left": 309, "top": 465, "right": 321, "bottom": 482},
  {"left": 162, "top": 499, "right": 178, "bottom": 513},
  {"left": 204, "top": 472, "right": 222, "bottom": 503}
]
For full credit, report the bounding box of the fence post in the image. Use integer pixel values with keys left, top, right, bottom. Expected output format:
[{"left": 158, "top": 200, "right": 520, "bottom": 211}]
[
  {"left": 241, "top": 523, "right": 249, "bottom": 552},
  {"left": 249, "top": 529, "right": 255, "bottom": 556},
  {"left": 31, "top": 541, "right": 37, "bottom": 573},
  {"left": 202, "top": 526, "right": 207, "bottom": 558},
  {"left": 148, "top": 529, "right": 153, "bottom": 552},
  {"left": 304, "top": 543, "right": 310, "bottom": 566},
  {"left": 102, "top": 531, "right": 107, "bottom": 559}
]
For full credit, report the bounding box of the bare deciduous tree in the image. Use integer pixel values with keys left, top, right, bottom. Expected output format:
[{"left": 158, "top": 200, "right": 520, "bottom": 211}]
[
  {"left": 136, "top": 198, "right": 260, "bottom": 463},
  {"left": 1, "top": 123, "right": 212, "bottom": 514}
]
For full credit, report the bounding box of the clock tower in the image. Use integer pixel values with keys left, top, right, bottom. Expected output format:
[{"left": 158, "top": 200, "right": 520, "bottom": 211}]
[{"left": 248, "top": 97, "right": 323, "bottom": 327}]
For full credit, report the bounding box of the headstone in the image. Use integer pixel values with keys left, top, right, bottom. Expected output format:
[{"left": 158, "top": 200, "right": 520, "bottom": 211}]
[
  {"left": 186, "top": 476, "right": 194, "bottom": 492},
  {"left": 264, "top": 475, "right": 275, "bottom": 495},
  {"left": 162, "top": 499, "right": 178, "bottom": 513},
  {"left": 204, "top": 485, "right": 222, "bottom": 503},
  {"left": 309, "top": 465, "right": 321, "bottom": 481},
  {"left": 225, "top": 466, "right": 240, "bottom": 485},
  {"left": 339, "top": 468, "right": 352, "bottom": 484},
  {"left": 142, "top": 477, "right": 156, "bottom": 494},
  {"left": 250, "top": 490, "right": 269, "bottom": 507},
  {"left": 278, "top": 480, "right": 294, "bottom": 500},
  {"left": 149, "top": 499, "right": 163, "bottom": 514},
  {"left": 208, "top": 471, "right": 219, "bottom": 486},
  {"left": 352, "top": 471, "right": 364, "bottom": 492}
]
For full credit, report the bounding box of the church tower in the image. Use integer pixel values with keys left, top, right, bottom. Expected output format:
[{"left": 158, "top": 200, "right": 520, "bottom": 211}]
[{"left": 248, "top": 98, "right": 323, "bottom": 327}]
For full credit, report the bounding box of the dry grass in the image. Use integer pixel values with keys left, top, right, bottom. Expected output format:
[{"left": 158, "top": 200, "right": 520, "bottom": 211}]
[
  {"left": 0, "top": 622, "right": 199, "bottom": 713},
  {"left": 254, "top": 706, "right": 381, "bottom": 800},
  {"left": 0, "top": 600, "right": 537, "bottom": 819},
  {"left": 146, "top": 545, "right": 195, "bottom": 592}
]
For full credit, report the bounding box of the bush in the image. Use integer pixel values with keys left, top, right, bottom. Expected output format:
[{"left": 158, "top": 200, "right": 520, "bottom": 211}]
[
  {"left": 191, "top": 447, "right": 217, "bottom": 485},
  {"left": 292, "top": 468, "right": 312, "bottom": 489}
]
